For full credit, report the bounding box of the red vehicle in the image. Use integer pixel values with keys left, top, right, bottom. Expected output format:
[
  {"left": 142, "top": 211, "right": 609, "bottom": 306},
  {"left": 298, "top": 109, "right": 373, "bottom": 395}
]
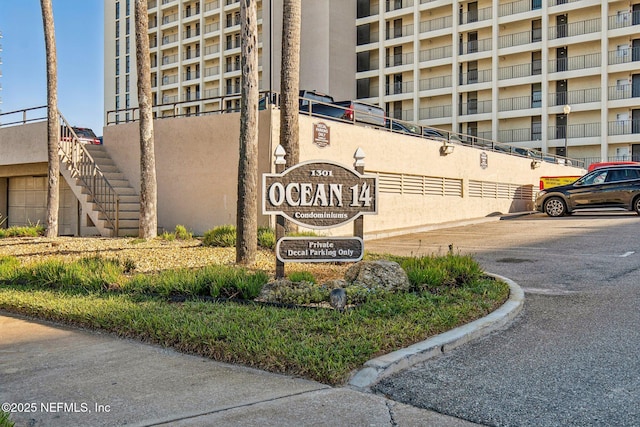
[
  {"left": 61, "top": 126, "right": 101, "bottom": 145},
  {"left": 588, "top": 161, "right": 639, "bottom": 172}
]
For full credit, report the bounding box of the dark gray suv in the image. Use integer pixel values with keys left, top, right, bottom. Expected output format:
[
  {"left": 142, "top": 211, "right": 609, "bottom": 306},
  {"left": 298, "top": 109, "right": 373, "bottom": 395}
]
[{"left": 535, "top": 165, "right": 640, "bottom": 217}]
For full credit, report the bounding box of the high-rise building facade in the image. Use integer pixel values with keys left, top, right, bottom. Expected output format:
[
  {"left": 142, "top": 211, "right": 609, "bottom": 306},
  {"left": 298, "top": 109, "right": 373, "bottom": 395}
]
[
  {"left": 104, "top": 0, "right": 355, "bottom": 124},
  {"left": 356, "top": 0, "right": 640, "bottom": 164}
]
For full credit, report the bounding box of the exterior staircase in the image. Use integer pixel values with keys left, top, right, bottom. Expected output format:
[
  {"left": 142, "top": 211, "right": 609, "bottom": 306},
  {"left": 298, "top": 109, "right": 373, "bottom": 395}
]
[{"left": 57, "top": 112, "right": 140, "bottom": 237}]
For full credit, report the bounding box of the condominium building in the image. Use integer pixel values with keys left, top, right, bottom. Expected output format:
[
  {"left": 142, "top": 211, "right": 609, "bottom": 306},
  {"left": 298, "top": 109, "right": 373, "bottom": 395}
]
[
  {"left": 355, "top": 0, "right": 640, "bottom": 164},
  {"left": 104, "top": 0, "right": 355, "bottom": 124}
]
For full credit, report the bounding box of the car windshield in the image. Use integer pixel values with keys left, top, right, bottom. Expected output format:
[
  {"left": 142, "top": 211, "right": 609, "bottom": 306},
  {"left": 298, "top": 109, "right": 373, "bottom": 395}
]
[
  {"left": 578, "top": 170, "right": 608, "bottom": 186},
  {"left": 74, "top": 128, "right": 97, "bottom": 138}
]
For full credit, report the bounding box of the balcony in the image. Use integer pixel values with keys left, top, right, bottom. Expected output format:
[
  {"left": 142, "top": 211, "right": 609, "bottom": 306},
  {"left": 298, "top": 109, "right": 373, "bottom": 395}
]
[
  {"left": 459, "top": 7, "right": 492, "bottom": 25},
  {"left": 162, "top": 33, "right": 178, "bottom": 45},
  {"left": 357, "top": 1, "right": 379, "bottom": 19},
  {"left": 162, "top": 54, "right": 179, "bottom": 65},
  {"left": 549, "top": 122, "right": 601, "bottom": 139},
  {"left": 549, "top": 88, "right": 600, "bottom": 106},
  {"left": 385, "top": 81, "right": 414, "bottom": 96},
  {"left": 183, "top": 50, "right": 201, "bottom": 61},
  {"left": 459, "top": 69, "right": 492, "bottom": 85},
  {"left": 386, "top": 0, "right": 413, "bottom": 12},
  {"left": 608, "top": 11, "right": 640, "bottom": 30},
  {"left": 498, "top": 62, "right": 540, "bottom": 80},
  {"left": 204, "top": 44, "right": 220, "bottom": 56},
  {"left": 184, "top": 72, "right": 200, "bottom": 81},
  {"left": 608, "top": 84, "right": 640, "bottom": 101},
  {"left": 499, "top": 95, "right": 541, "bottom": 112},
  {"left": 499, "top": 0, "right": 541, "bottom": 18},
  {"left": 183, "top": 92, "right": 201, "bottom": 102},
  {"left": 419, "top": 16, "right": 452, "bottom": 33},
  {"left": 499, "top": 29, "right": 541, "bottom": 49},
  {"left": 204, "top": 88, "right": 220, "bottom": 98},
  {"left": 548, "top": 18, "right": 600, "bottom": 40},
  {"left": 204, "top": 65, "right": 220, "bottom": 77},
  {"left": 419, "top": 46, "right": 452, "bottom": 62},
  {"left": 386, "top": 52, "right": 413, "bottom": 67},
  {"left": 162, "top": 13, "right": 178, "bottom": 25},
  {"left": 226, "top": 62, "right": 241, "bottom": 72},
  {"left": 419, "top": 105, "right": 452, "bottom": 120},
  {"left": 549, "top": 53, "right": 600, "bottom": 73},
  {"left": 226, "top": 84, "right": 241, "bottom": 95},
  {"left": 459, "top": 100, "right": 491, "bottom": 115},
  {"left": 459, "top": 38, "right": 491, "bottom": 55},
  {"left": 609, "top": 119, "right": 640, "bottom": 136},
  {"left": 357, "top": 58, "right": 379, "bottom": 72},
  {"left": 608, "top": 46, "right": 640, "bottom": 66},
  {"left": 204, "top": 0, "right": 220, "bottom": 13},
  {"left": 386, "top": 24, "right": 413, "bottom": 40},
  {"left": 419, "top": 75, "right": 452, "bottom": 91},
  {"left": 205, "top": 22, "right": 220, "bottom": 33},
  {"left": 183, "top": 29, "right": 201, "bottom": 39},
  {"left": 162, "top": 74, "right": 178, "bottom": 85},
  {"left": 498, "top": 128, "right": 542, "bottom": 143}
]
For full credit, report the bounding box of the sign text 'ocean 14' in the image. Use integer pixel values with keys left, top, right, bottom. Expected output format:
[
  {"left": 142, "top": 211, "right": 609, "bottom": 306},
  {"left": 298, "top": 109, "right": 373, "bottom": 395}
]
[{"left": 262, "top": 160, "right": 378, "bottom": 229}]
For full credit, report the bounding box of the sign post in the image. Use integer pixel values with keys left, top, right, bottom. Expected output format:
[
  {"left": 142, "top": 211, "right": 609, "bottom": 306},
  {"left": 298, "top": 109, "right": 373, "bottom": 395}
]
[{"left": 264, "top": 146, "right": 377, "bottom": 278}]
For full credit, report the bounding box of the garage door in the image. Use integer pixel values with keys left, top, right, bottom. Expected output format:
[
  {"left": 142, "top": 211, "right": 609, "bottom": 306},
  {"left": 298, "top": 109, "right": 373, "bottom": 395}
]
[{"left": 8, "top": 176, "right": 76, "bottom": 235}]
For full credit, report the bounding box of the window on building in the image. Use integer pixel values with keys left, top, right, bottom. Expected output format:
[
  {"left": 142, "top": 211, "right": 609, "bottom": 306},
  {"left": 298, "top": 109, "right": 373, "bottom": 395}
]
[
  {"left": 126, "top": 17, "right": 130, "bottom": 35},
  {"left": 116, "top": 20, "right": 120, "bottom": 38},
  {"left": 115, "top": 58, "right": 120, "bottom": 76},
  {"left": 115, "top": 1, "right": 120, "bottom": 20},
  {"left": 226, "top": 13, "right": 232, "bottom": 27},
  {"left": 126, "top": 0, "right": 130, "bottom": 15},
  {"left": 115, "top": 77, "right": 120, "bottom": 94},
  {"left": 617, "top": 79, "right": 628, "bottom": 90},
  {"left": 531, "top": 83, "right": 542, "bottom": 108},
  {"left": 125, "top": 93, "right": 130, "bottom": 109},
  {"left": 115, "top": 95, "right": 120, "bottom": 109},
  {"left": 125, "top": 55, "right": 130, "bottom": 73},
  {"left": 531, "top": 116, "right": 542, "bottom": 140},
  {"left": 126, "top": 75, "right": 130, "bottom": 92},
  {"left": 532, "top": 19, "right": 542, "bottom": 42},
  {"left": 126, "top": 37, "right": 130, "bottom": 54},
  {"left": 617, "top": 44, "right": 629, "bottom": 57},
  {"left": 115, "top": 39, "right": 120, "bottom": 56}
]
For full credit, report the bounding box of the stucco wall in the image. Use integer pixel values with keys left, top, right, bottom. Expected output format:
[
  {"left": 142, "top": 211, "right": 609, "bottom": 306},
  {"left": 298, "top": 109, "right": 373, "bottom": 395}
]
[{"left": 0, "top": 122, "right": 48, "bottom": 165}]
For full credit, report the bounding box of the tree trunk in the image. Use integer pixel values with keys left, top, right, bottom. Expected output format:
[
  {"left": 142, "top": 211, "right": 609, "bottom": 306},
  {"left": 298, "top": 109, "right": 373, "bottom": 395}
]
[
  {"left": 280, "top": 0, "right": 301, "bottom": 233},
  {"left": 236, "top": 0, "right": 259, "bottom": 265},
  {"left": 135, "top": 0, "right": 158, "bottom": 239},
  {"left": 279, "top": 0, "right": 301, "bottom": 168},
  {"left": 41, "top": 0, "right": 59, "bottom": 238}
]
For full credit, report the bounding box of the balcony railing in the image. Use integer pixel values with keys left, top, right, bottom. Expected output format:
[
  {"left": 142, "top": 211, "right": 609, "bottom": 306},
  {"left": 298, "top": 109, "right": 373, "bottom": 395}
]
[
  {"left": 205, "top": 22, "right": 220, "bottom": 33},
  {"left": 549, "top": 53, "right": 601, "bottom": 73},
  {"left": 386, "top": 24, "right": 413, "bottom": 40},
  {"left": 608, "top": 47, "right": 640, "bottom": 65},
  {"left": 460, "top": 38, "right": 492, "bottom": 55},
  {"left": 549, "top": 88, "right": 600, "bottom": 106},
  {"left": 357, "top": 30, "right": 379, "bottom": 46},
  {"left": 459, "top": 6, "right": 492, "bottom": 25},
  {"left": 204, "top": 88, "right": 220, "bottom": 98},
  {"left": 419, "top": 75, "right": 452, "bottom": 91},
  {"left": 498, "top": 128, "right": 542, "bottom": 143},
  {"left": 498, "top": 62, "right": 539, "bottom": 80},
  {"left": 459, "top": 100, "right": 492, "bottom": 115},
  {"left": 226, "top": 62, "right": 241, "bottom": 72},
  {"left": 499, "top": 95, "right": 541, "bottom": 111},
  {"left": 204, "top": 0, "right": 220, "bottom": 13},
  {"left": 609, "top": 119, "right": 640, "bottom": 136},
  {"left": 184, "top": 72, "right": 200, "bottom": 81},
  {"left": 183, "top": 50, "right": 200, "bottom": 60},
  {"left": 357, "top": 58, "right": 379, "bottom": 72},
  {"left": 162, "top": 13, "right": 178, "bottom": 25},
  {"left": 204, "top": 44, "right": 220, "bottom": 56},
  {"left": 184, "top": 29, "right": 201, "bottom": 39},
  {"left": 386, "top": 52, "right": 413, "bottom": 67},
  {"left": 608, "top": 11, "right": 640, "bottom": 30},
  {"left": 162, "top": 74, "right": 178, "bottom": 85},
  {"left": 549, "top": 122, "right": 601, "bottom": 139},
  {"left": 419, "top": 105, "right": 452, "bottom": 120},
  {"left": 499, "top": 30, "right": 541, "bottom": 49},
  {"left": 357, "top": 1, "right": 379, "bottom": 18},
  {"left": 459, "top": 69, "right": 491, "bottom": 85},
  {"left": 385, "top": 81, "right": 414, "bottom": 95},
  {"left": 419, "top": 46, "right": 452, "bottom": 62},
  {"left": 499, "top": 0, "right": 539, "bottom": 17},
  {"left": 162, "top": 33, "right": 178, "bottom": 45},
  {"left": 162, "top": 54, "right": 178, "bottom": 65},
  {"left": 420, "top": 16, "right": 452, "bottom": 33},
  {"left": 608, "top": 84, "right": 640, "bottom": 101},
  {"left": 183, "top": 92, "right": 201, "bottom": 102},
  {"left": 386, "top": 0, "right": 413, "bottom": 12},
  {"left": 204, "top": 66, "right": 220, "bottom": 77},
  {"left": 548, "top": 18, "right": 600, "bottom": 39}
]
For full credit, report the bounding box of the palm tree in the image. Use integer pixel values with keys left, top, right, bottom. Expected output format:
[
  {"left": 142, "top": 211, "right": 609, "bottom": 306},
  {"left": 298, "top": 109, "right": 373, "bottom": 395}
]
[
  {"left": 134, "top": 0, "right": 158, "bottom": 238},
  {"left": 40, "top": 0, "right": 59, "bottom": 238},
  {"left": 236, "top": 0, "right": 259, "bottom": 264},
  {"left": 279, "top": 0, "right": 301, "bottom": 169}
]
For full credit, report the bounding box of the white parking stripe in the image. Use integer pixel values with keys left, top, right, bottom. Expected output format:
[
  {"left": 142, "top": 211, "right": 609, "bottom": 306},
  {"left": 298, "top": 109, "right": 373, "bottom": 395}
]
[{"left": 620, "top": 251, "right": 635, "bottom": 257}]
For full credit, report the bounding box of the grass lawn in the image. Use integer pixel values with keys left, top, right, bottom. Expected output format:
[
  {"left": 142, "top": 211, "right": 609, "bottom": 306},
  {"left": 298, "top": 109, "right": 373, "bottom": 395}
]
[{"left": 0, "top": 236, "right": 509, "bottom": 386}]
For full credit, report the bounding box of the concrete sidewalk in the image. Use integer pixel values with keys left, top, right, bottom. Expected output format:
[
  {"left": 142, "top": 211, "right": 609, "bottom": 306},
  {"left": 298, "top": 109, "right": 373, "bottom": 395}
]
[{"left": 0, "top": 313, "right": 479, "bottom": 427}]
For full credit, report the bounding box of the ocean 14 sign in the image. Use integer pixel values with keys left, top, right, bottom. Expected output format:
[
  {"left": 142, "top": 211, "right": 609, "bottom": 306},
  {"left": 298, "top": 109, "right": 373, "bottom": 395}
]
[{"left": 262, "top": 160, "right": 378, "bottom": 229}]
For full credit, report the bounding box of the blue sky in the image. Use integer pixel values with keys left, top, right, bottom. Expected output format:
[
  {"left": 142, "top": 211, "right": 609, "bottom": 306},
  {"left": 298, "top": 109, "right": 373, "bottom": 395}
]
[{"left": 0, "top": 0, "right": 104, "bottom": 135}]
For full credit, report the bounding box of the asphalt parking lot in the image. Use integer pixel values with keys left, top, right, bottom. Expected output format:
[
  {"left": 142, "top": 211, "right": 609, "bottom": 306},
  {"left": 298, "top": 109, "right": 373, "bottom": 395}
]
[{"left": 366, "top": 212, "right": 640, "bottom": 427}]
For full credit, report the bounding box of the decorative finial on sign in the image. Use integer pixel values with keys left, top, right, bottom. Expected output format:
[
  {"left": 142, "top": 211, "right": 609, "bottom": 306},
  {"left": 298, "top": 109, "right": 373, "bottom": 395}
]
[
  {"left": 354, "top": 147, "right": 366, "bottom": 168},
  {"left": 274, "top": 144, "right": 286, "bottom": 165}
]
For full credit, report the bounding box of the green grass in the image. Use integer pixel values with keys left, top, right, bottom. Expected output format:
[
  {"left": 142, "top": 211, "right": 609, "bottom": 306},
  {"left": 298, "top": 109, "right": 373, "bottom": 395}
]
[
  {"left": 0, "top": 410, "right": 14, "bottom": 427},
  {"left": 0, "top": 224, "right": 45, "bottom": 238},
  {"left": 0, "top": 253, "right": 509, "bottom": 385}
]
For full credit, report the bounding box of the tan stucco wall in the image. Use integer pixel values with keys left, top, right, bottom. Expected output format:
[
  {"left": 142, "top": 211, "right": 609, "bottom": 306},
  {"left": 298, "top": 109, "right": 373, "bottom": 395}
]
[
  {"left": 0, "top": 122, "right": 48, "bottom": 165},
  {"left": 103, "top": 110, "right": 274, "bottom": 235}
]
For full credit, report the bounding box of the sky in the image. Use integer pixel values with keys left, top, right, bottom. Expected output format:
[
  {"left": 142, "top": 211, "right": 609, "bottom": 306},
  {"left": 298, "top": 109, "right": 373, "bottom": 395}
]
[{"left": 0, "top": 0, "right": 104, "bottom": 135}]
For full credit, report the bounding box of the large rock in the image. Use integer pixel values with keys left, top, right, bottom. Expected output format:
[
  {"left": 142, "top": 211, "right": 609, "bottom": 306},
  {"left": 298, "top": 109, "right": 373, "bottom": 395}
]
[{"left": 344, "top": 260, "right": 410, "bottom": 292}]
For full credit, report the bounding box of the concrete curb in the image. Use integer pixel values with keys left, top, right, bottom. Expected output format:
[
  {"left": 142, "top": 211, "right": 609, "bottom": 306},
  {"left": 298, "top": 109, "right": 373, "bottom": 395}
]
[{"left": 348, "top": 273, "right": 524, "bottom": 391}]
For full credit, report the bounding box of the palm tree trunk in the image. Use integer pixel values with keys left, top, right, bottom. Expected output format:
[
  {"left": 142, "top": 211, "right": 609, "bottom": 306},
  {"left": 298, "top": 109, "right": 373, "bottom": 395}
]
[
  {"left": 41, "top": 0, "right": 59, "bottom": 238},
  {"left": 135, "top": 0, "right": 158, "bottom": 238},
  {"left": 279, "top": 0, "right": 301, "bottom": 168},
  {"left": 236, "top": 0, "right": 259, "bottom": 264}
]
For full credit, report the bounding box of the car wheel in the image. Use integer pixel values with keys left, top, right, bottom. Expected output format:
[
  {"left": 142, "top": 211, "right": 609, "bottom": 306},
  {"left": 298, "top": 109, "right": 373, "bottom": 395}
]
[
  {"left": 634, "top": 197, "right": 640, "bottom": 215},
  {"left": 544, "top": 197, "right": 566, "bottom": 217}
]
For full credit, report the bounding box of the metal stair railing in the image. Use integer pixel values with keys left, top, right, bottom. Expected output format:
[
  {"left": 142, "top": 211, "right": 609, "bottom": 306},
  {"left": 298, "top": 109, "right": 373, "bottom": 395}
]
[{"left": 58, "top": 111, "right": 120, "bottom": 236}]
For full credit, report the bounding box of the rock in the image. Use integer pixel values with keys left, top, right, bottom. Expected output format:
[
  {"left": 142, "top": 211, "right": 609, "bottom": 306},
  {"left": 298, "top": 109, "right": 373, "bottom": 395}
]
[
  {"left": 329, "top": 288, "right": 347, "bottom": 311},
  {"left": 324, "top": 279, "right": 348, "bottom": 290},
  {"left": 344, "top": 260, "right": 410, "bottom": 292}
]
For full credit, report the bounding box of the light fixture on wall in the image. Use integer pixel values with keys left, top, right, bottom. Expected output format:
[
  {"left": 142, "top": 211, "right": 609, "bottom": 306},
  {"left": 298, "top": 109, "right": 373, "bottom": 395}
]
[
  {"left": 531, "top": 159, "right": 542, "bottom": 169},
  {"left": 440, "top": 142, "right": 455, "bottom": 156}
]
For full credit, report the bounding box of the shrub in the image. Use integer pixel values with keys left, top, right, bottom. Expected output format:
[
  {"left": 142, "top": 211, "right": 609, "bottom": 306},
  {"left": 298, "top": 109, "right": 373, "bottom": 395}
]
[
  {"left": 1, "top": 410, "right": 15, "bottom": 427},
  {"left": 400, "top": 254, "right": 484, "bottom": 292},
  {"left": 159, "top": 231, "right": 176, "bottom": 241},
  {"left": 257, "top": 226, "right": 276, "bottom": 249},
  {"left": 0, "top": 224, "right": 45, "bottom": 238},
  {"left": 288, "top": 270, "right": 316, "bottom": 284},
  {"left": 202, "top": 225, "right": 236, "bottom": 247},
  {"left": 174, "top": 224, "right": 193, "bottom": 240}
]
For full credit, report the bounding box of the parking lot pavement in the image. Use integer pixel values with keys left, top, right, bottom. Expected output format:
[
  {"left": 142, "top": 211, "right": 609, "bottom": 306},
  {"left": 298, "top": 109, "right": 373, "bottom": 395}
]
[{"left": 367, "top": 212, "right": 640, "bottom": 426}]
